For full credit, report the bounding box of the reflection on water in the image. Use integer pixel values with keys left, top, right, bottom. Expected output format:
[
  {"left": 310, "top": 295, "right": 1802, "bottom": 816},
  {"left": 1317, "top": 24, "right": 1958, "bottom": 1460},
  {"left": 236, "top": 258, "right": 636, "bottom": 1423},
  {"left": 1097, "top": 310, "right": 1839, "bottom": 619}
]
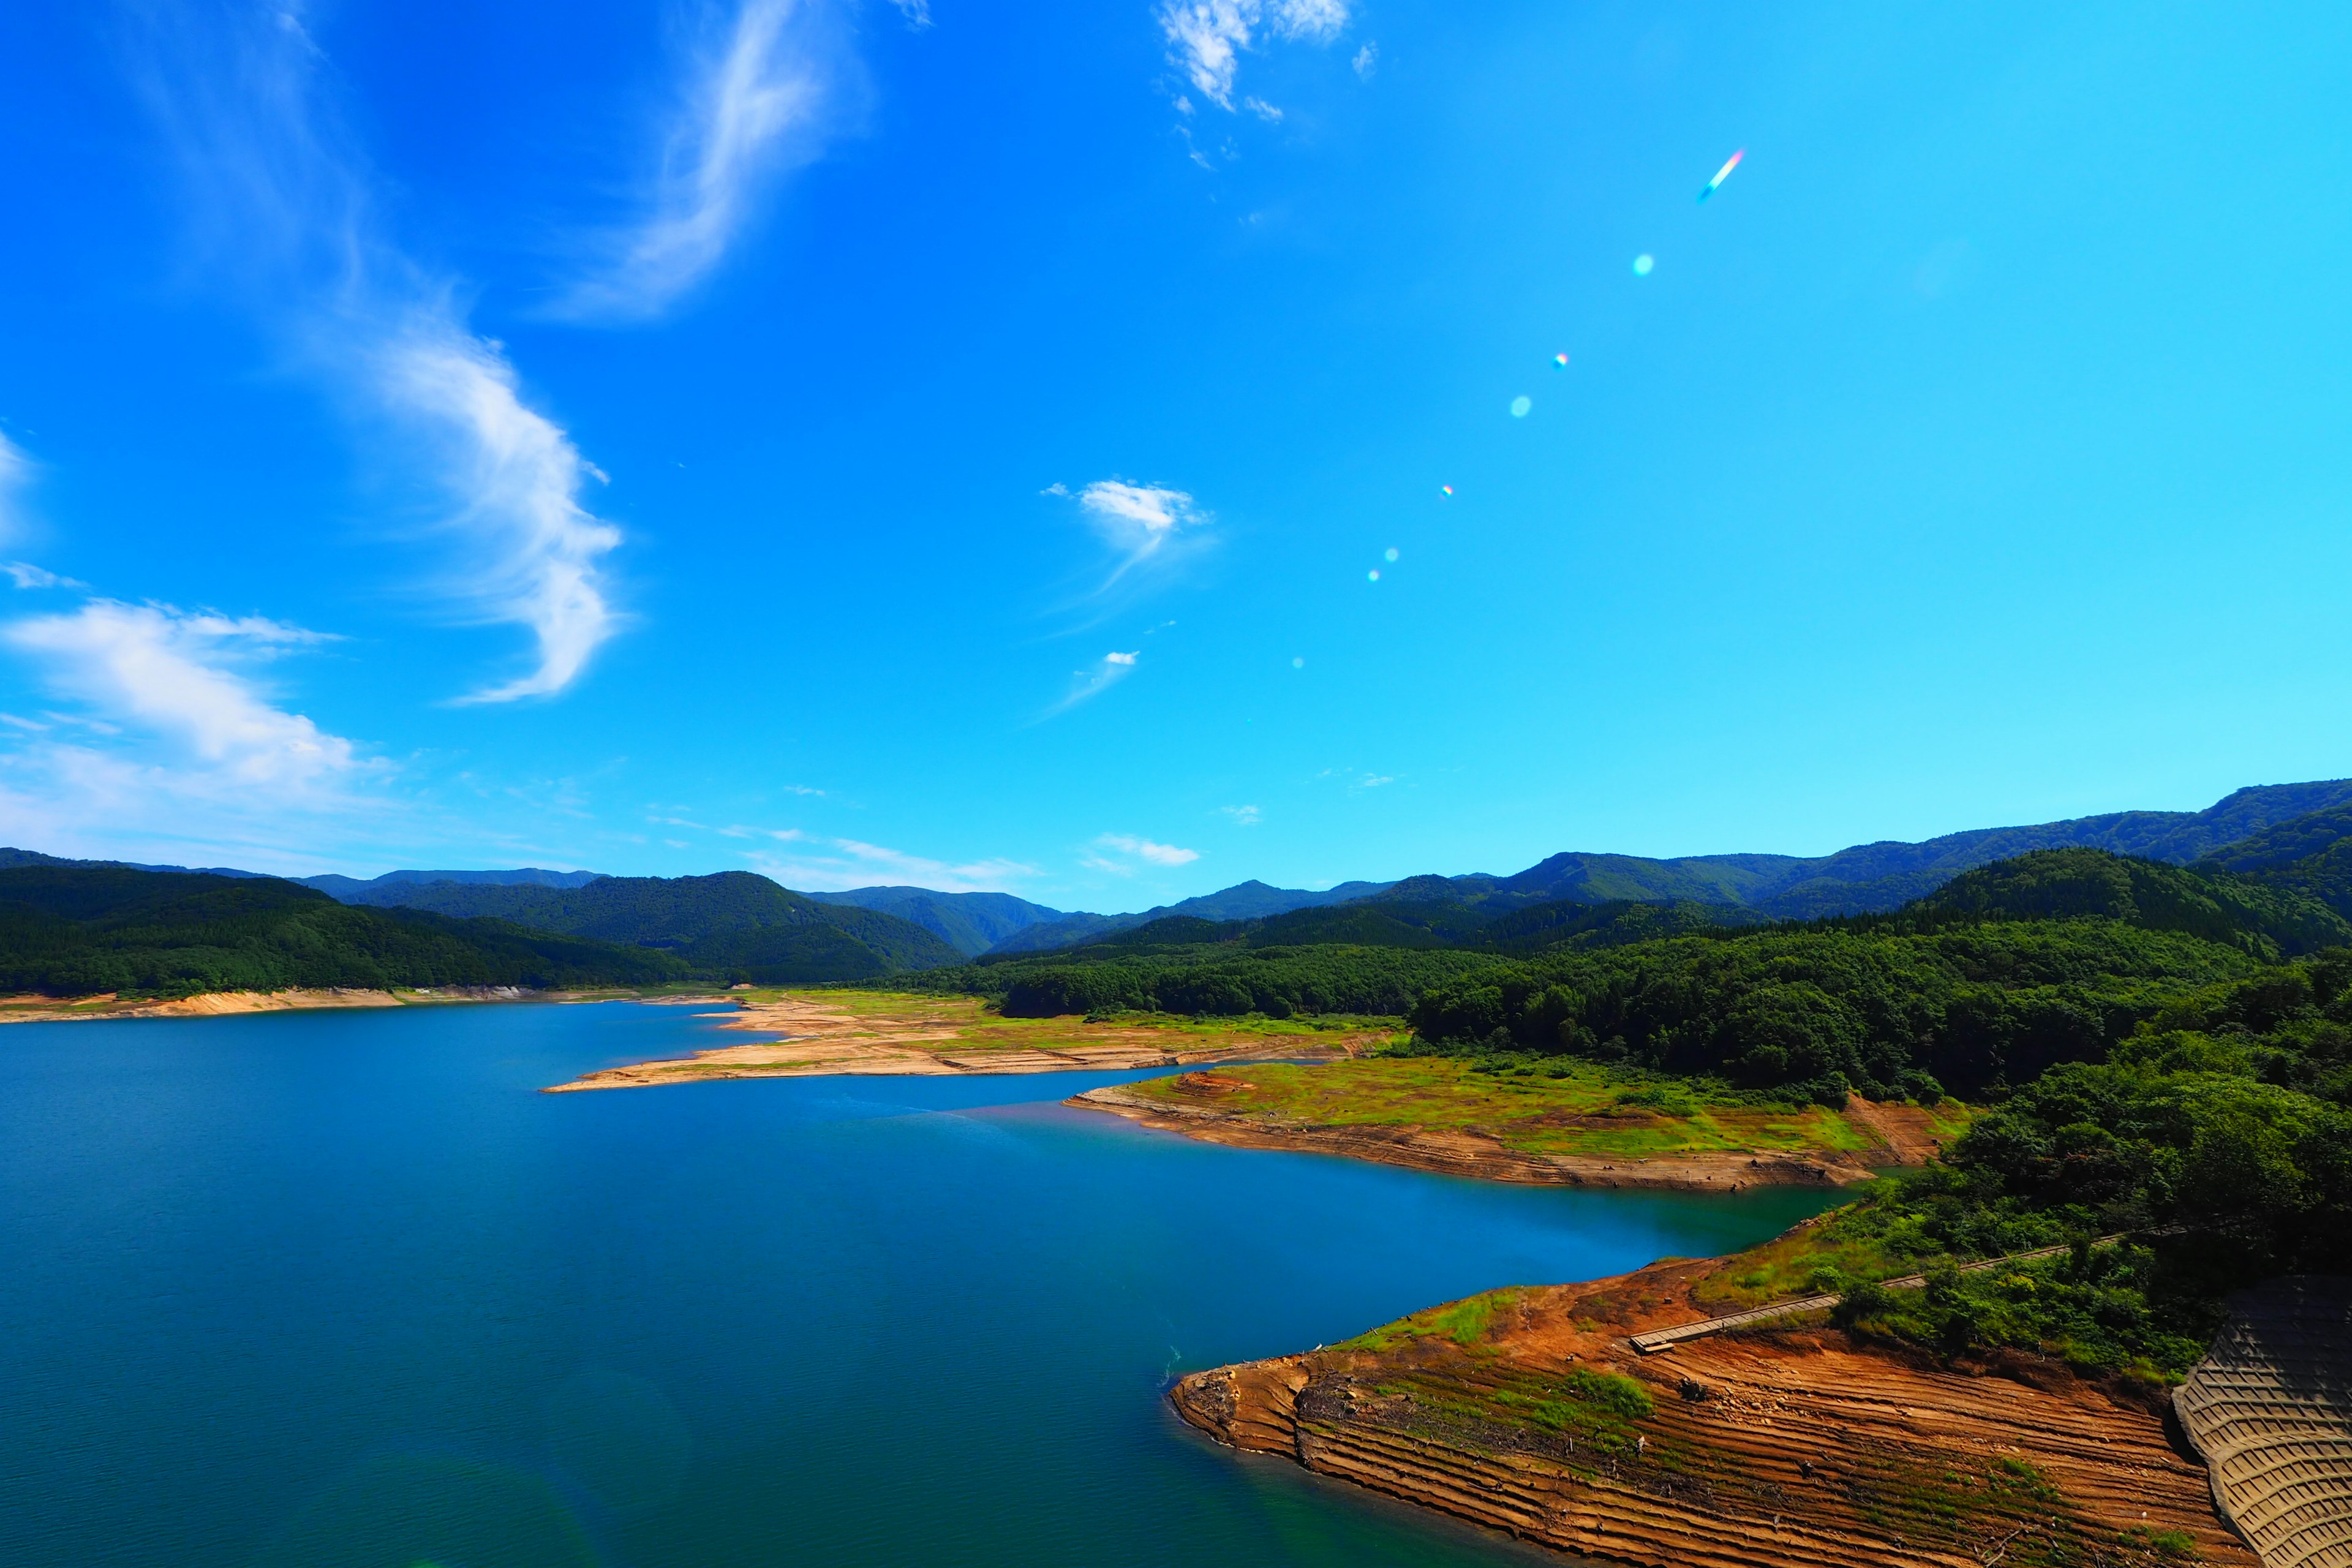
[{"left": 0, "top": 1001, "right": 1841, "bottom": 1567}]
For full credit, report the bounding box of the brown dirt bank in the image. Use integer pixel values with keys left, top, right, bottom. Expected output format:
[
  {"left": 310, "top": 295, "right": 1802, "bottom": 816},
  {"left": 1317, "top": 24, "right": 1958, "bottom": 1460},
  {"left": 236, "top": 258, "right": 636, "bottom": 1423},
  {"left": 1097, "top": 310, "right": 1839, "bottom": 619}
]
[
  {"left": 1069, "top": 1081, "right": 1918, "bottom": 1191},
  {"left": 1172, "top": 1258, "right": 2249, "bottom": 1568},
  {"left": 0, "top": 985, "right": 538, "bottom": 1022},
  {"left": 542, "top": 993, "right": 1376, "bottom": 1092}
]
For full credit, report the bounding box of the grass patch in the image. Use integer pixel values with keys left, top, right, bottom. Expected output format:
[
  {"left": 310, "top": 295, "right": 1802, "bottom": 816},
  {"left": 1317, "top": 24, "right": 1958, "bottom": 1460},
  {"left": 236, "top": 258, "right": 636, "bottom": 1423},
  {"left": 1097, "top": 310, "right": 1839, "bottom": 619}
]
[
  {"left": 1341, "top": 1287, "right": 1530, "bottom": 1352},
  {"left": 1121, "top": 1055, "right": 1950, "bottom": 1165}
]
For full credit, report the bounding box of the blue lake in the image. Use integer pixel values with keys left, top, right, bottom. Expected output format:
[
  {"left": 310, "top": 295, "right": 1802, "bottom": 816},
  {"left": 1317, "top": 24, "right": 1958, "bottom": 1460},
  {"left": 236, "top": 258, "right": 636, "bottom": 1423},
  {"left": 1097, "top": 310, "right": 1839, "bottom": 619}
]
[{"left": 0, "top": 1000, "right": 1842, "bottom": 1566}]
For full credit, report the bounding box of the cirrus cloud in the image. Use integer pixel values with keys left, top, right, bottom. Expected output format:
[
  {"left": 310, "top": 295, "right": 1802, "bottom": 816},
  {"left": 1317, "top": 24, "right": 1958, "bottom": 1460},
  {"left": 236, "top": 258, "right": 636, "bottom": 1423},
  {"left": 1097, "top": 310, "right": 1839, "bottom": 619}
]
[
  {"left": 1094, "top": 832, "right": 1199, "bottom": 867},
  {"left": 744, "top": 834, "right": 1038, "bottom": 893},
  {"left": 133, "top": 2, "right": 624, "bottom": 703},
  {"left": 1157, "top": 0, "right": 1350, "bottom": 112},
  {"left": 555, "top": 0, "right": 856, "bottom": 322}
]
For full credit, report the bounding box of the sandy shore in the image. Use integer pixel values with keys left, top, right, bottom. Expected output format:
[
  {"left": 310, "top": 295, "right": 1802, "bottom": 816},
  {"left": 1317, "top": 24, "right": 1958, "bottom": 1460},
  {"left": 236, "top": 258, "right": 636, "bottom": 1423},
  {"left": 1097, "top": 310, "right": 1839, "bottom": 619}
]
[
  {"left": 0, "top": 985, "right": 539, "bottom": 1023},
  {"left": 541, "top": 993, "right": 1371, "bottom": 1092}
]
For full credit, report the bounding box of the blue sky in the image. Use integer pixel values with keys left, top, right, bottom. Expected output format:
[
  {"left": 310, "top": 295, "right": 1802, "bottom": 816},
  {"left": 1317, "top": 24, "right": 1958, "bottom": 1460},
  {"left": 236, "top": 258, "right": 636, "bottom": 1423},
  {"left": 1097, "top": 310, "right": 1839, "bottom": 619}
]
[{"left": 1, "top": 1, "right": 2348, "bottom": 909}]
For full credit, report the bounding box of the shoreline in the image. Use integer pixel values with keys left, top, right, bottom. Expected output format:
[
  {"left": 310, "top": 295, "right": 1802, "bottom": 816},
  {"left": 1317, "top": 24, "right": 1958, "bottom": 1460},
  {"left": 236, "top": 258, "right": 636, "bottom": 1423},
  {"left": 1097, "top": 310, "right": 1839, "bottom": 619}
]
[
  {"left": 0, "top": 984, "right": 549, "bottom": 1023},
  {"left": 540, "top": 993, "right": 1379, "bottom": 1092},
  {"left": 1170, "top": 1248, "right": 2252, "bottom": 1568},
  {"left": 1063, "top": 1074, "right": 1951, "bottom": 1192}
]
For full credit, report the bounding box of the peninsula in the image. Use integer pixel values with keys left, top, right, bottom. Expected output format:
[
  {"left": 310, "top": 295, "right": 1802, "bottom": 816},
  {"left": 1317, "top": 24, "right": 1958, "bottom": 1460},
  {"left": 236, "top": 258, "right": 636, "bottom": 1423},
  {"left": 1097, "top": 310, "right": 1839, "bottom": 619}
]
[
  {"left": 540, "top": 990, "right": 1389, "bottom": 1091},
  {"left": 1066, "top": 1057, "right": 1964, "bottom": 1189}
]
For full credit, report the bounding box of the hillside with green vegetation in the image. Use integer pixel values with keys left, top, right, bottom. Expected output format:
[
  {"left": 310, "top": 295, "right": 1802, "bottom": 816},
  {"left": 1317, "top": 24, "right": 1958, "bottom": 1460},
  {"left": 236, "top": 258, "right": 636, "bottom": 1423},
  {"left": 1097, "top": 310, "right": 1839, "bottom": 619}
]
[
  {"left": 336, "top": 870, "right": 960, "bottom": 982},
  {"left": 0, "top": 865, "right": 686, "bottom": 998},
  {"left": 1687, "top": 950, "right": 2352, "bottom": 1378},
  {"left": 2199, "top": 797, "right": 2352, "bottom": 918},
  {"left": 802, "top": 886, "right": 1068, "bottom": 957}
]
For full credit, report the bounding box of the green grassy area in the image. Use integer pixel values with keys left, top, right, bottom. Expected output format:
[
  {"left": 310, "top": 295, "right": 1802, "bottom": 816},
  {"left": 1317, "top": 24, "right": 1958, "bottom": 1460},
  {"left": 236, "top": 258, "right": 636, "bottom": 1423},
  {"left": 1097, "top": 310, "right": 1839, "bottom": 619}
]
[
  {"left": 744, "top": 990, "right": 1406, "bottom": 1050},
  {"left": 1119, "top": 1054, "right": 1952, "bottom": 1163}
]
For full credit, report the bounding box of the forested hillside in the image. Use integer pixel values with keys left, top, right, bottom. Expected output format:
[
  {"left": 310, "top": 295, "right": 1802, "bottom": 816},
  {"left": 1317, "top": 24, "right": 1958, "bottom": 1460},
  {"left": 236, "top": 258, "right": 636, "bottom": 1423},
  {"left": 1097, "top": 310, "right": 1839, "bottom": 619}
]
[
  {"left": 0, "top": 867, "right": 684, "bottom": 997},
  {"left": 344, "top": 870, "right": 960, "bottom": 982},
  {"left": 804, "top": 886, "right": 1067, "bottom": 957}
]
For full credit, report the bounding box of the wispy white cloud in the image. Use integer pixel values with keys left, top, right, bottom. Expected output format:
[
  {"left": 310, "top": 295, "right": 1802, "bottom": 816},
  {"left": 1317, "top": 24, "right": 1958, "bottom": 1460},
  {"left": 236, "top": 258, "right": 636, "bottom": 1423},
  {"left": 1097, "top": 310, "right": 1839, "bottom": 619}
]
[
  {"left": 557, "top": 0, "right": 851, "bottom": 321},
  {"left": 1063, "top": 478, "right": 1212, "bottom": 594},
  {"left": 134, "top": 4, "right": 622, "bottom": 703},
  {"left": 744, "top": 835, "right": 1038, "bottom": 893},
  {"left": 1095, "top": 832, "right": 1200, "bottom": 866},
  {"left": 1219, "top": 804, "right": 1262, "bottom": 824},
  {"left": 0, "top": 596, "right": 391, "bottom": 866},
  {"left": 1352, "top": 41, "right": 1377, "bottom": 78},
  {"left": 1157, "top": 0, "right": 1349, "bottom": 112},
  {"left": 1039, "top": 650, "right": 1140, "bottom": 719},
  {"left": 0, "top": 433, "right": 32, "bottom": 543},
  {"left": 889, "top": 0, "right": 933, "bottom": 28},
  {"left": 4, "top": 563, "right": 83, "bottom": 591},
  {"left": 4, "top": 601, "right": 353, "bottom": 792},
  {"left": 370, "top": 316, "right": 622, "bottom": 701}
]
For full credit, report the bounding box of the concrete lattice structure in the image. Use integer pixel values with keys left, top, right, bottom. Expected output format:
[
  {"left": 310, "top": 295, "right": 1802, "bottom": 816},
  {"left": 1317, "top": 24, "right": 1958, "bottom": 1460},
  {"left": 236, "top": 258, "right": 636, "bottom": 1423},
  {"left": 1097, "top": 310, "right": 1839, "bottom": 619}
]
[{"left": 2176, "top": 1277, "right": 2352, "bottom": 1568}]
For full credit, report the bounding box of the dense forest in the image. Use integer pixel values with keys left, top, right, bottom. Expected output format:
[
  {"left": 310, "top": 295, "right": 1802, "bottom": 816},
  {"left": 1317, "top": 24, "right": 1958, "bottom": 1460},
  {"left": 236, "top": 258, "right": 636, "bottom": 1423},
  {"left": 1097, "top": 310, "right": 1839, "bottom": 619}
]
[
  {"left": 0, "top": 866, "right": 685, "bottom": 997},
  {"left": 1807, "top": 955, "right": 2352, "bottom": 1374},
  {"left": 314, "top": 870, "right": 961, "bottom": 982}
]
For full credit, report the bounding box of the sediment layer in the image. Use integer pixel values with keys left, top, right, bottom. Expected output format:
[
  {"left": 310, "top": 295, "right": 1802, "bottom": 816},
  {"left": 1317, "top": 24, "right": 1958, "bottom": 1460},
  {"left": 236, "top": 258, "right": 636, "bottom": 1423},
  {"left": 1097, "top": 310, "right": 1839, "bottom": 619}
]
[{"left": 1171, "top": 1260, "right": 2252, "bottom": 1568}]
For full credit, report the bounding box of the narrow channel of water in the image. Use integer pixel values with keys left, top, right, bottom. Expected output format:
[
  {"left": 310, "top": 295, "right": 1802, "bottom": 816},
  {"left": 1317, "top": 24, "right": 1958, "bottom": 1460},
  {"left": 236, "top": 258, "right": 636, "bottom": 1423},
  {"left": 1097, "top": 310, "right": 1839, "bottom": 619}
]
[{"left": 0, "top": 1001, "right": 1843, "bottom": 1567}]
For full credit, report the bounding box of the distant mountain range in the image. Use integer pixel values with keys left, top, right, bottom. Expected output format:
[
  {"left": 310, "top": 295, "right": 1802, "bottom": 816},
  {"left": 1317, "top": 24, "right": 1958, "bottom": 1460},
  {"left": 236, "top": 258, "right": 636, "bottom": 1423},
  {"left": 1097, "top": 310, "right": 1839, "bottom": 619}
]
[
  {"left": 318, "top": 872, "right": 962, "bottom": 982},
  {"left": 8, "top": 777, "right": 2351, "bottom": 973},
  {"left": 301, "top": 867, "right": 607, "bottom": 900},
  {"left": 802, "top": 887, "right": 1069, "bottom": 957}
]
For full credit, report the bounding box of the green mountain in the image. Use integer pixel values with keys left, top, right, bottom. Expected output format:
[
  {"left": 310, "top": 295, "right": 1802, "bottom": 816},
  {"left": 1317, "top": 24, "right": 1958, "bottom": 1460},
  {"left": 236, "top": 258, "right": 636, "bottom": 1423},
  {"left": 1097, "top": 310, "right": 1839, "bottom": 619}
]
[
  {"left": 303, "top": 867, "right": 606, "bottom": 900},
  {"left": 1909, "top": 846, "right": 2352, "bottom": 959},
  {"left": 344, "top": 871, "right": 961, "bottom": 981},
  {"left": 1420, "top": 779, "right": 2352, "bottom": 921},
  {"left": 982, "top": 878, "right": 1399, "bottom": 954},
  {"left": 803, "top": 886, "right": 1068, "bottom": 957},
  {"left": 1057, "top": 894, "right": 1741, "bottom": 958},
  {"left": 978, "top": 778, "right": 2352, "bottom": 957},
  {"left": 2197, "top": 800, "right": 2352, "bottom": 919},
  {"left": 0, "top": 865, "right": 685, "bottom": 998}
]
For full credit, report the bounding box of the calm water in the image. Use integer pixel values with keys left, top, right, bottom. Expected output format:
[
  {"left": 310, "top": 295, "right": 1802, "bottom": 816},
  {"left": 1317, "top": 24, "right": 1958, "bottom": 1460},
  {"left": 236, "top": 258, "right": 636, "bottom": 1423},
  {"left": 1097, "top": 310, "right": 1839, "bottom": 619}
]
[{"left": 0, "top": 1001, "right": 1841, "bottom": 1567}]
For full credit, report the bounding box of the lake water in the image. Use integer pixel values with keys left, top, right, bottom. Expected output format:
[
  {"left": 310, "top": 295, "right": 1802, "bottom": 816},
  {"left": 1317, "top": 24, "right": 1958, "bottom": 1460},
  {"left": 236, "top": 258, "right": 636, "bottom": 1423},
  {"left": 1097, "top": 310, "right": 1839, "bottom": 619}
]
[{"left": 0, "top": 1000, "right": 1843, "bottom": 1567}]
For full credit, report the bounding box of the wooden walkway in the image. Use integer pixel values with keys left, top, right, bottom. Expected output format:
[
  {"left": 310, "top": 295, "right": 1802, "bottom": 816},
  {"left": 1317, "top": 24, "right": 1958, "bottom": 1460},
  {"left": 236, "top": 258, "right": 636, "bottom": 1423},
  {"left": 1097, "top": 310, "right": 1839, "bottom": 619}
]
[{"left": 1629, "top": 1237, "right": 2118, "bottom": 1354}]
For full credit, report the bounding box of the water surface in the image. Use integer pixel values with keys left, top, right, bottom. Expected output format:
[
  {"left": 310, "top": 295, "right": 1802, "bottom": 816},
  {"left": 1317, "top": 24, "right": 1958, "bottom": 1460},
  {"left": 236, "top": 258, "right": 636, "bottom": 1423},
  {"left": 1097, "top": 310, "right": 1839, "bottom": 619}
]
[{"left": 0, "top": 1001, "right": 1842, "bottom": 1566}]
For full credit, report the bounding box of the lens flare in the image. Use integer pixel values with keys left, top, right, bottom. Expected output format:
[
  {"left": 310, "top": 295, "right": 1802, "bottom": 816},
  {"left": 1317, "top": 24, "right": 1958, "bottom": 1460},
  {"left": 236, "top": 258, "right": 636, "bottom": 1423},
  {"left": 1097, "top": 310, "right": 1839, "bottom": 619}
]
[
  {"left": 1510, "top": 396, "right": 1531, "bottom": 418},
  {"left": 1367, "top": 569, "right": 1380, "bottom": 581},
  {"left": 1291, "top": 656, "right": 1305, "bottom": 668},
  {"left": 1632, "top": 254, "right": 1654, "bottom": 276},
  {"left": 1384, "top": 547, "right": 1399, "bottom": 562},
  {"left": 1698, "top": 147, "right": 1745, "bottom": 202},
  {"left": 1552, "top": 352, "right": 1569, "bottom": 369},
  {"left": 1439, "top": 484, "right": 1453, "bottom": 496}
]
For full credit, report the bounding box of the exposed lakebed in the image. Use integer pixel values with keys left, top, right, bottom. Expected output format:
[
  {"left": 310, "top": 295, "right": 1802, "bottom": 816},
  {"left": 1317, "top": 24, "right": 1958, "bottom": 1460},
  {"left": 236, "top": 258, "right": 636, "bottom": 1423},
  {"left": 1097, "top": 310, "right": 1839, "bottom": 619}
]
[{"left": 0, "top": 1000, "right": 1842, "bottom": 1567}]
